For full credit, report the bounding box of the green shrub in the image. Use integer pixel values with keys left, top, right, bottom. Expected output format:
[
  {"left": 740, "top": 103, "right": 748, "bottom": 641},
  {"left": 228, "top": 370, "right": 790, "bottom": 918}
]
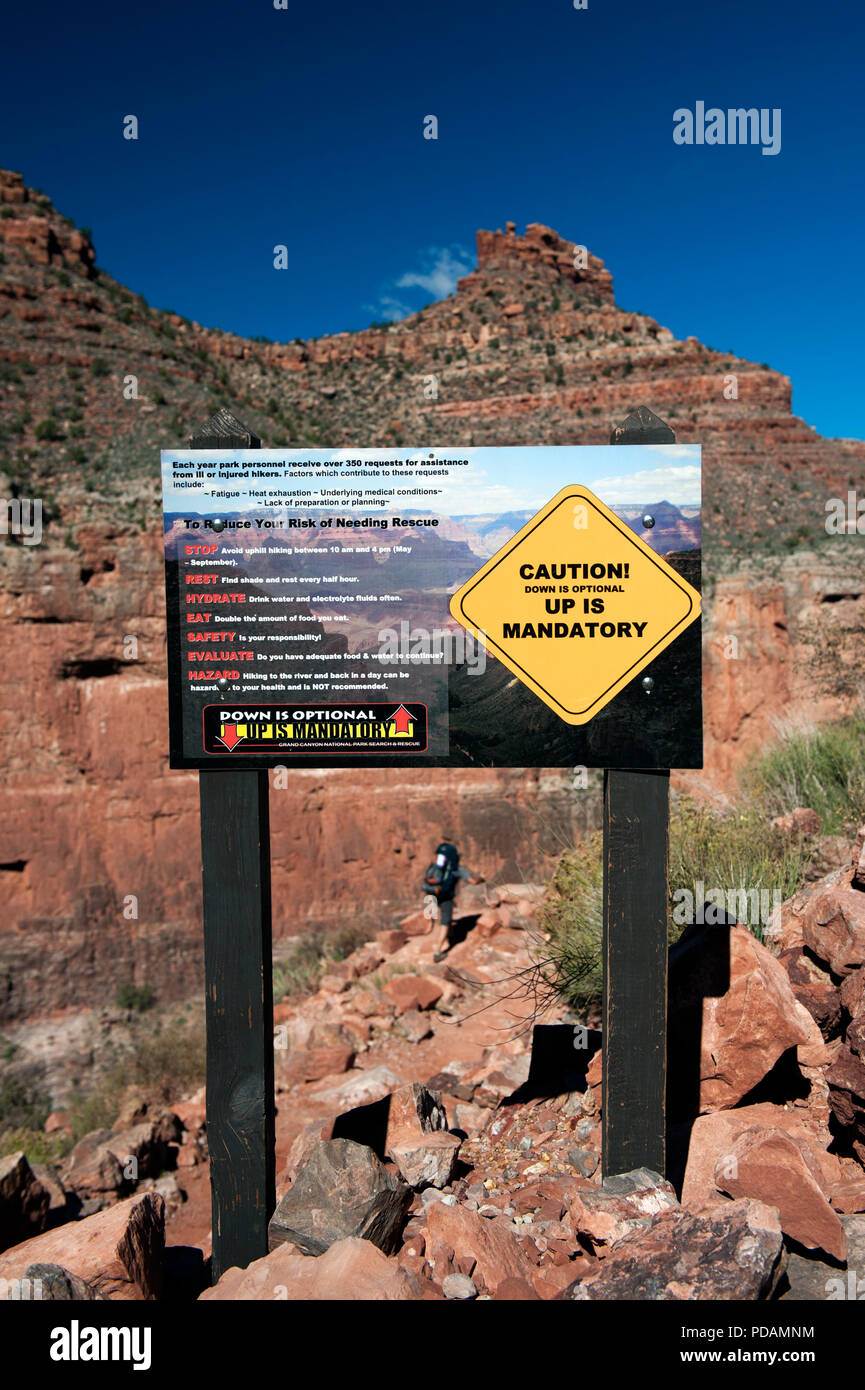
[
  {"left": 0, "top": 1072, "right": 51, "bottom": 1132},
  {"left": 669, "top": 798, "right": 809, "bottom": 943},
  {"left": 115, "top": 982, "right": 155, "bottom": 1012},
  {"left": 272, "top": 921, "right": 372, "bottom": 1002},
  {"left": 34, "top": 417, "right": 63, "bottom": 441},
  {"left": 63, "top": 1018, "right": 206, "bottom": 1138},
  {"left": 534, "top": 831, "right": 604, "bottom": 1011},
  {"left": 89, "top": 358, "right": 110, "bottom": 377},
  {"left": 745, "top": 712, "right": 865, "bottom": 834},
  {"left": 532, "top": 716, "right": 850, "bottom": 1011},
  {"left": 0, "top": 1126, "right": 71, "bottom": 1164}
]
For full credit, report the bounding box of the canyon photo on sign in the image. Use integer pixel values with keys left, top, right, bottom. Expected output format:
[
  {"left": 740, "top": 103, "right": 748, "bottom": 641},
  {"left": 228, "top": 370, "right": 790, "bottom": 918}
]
[{"left": 161, "top": 443, "right": 703, "bottom": 769}]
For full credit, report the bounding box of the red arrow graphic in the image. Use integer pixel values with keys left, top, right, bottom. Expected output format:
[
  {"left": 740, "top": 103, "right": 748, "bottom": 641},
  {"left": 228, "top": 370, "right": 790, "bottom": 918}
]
[
  {"left": 217, "top": 723, "right": 245, "bottom": 751},
  {"left": 389, "top": 705, "right": 414, "bottom": 735}
]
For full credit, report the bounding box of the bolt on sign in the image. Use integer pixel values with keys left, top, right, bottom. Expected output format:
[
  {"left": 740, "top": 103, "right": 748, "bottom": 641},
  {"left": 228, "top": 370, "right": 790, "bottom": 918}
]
[
  {"left": 160, "top": 444, "right": 702, "bottom": 769},
  {"left": 450, "top": 485, "right": 701, "bottom": 725}
]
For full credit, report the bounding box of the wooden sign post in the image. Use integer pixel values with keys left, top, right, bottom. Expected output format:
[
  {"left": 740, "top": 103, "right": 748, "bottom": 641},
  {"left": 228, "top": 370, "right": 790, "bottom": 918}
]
[
  {"left": 162, "top": 408, "right": 697, "bottom": 1273},
  {"left": 188, "top": 410, "right": 275, "bottom": 1282},
  {"left": 602, "top": 406, "right": 678, "bottom": 1178}
]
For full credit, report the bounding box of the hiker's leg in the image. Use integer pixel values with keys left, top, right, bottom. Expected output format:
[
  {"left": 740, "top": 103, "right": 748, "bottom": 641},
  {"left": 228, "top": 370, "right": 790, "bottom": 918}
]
[{"left": 434, "top": 897, "right": 453, "bottom": 954}]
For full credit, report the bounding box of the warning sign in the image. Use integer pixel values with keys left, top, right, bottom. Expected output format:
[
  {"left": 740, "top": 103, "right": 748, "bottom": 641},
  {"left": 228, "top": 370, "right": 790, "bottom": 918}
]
[
  {"left": 161, "top": 444, "right": 702, "bottom": 768},
  {"left": 449, "top": 485, "right": 702, "bottom": 724}
]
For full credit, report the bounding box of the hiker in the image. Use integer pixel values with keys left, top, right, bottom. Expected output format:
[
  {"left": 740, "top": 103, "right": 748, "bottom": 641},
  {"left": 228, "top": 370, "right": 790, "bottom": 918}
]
[{"left": 422, "top": 836, "right": 484, "bottom": 963}]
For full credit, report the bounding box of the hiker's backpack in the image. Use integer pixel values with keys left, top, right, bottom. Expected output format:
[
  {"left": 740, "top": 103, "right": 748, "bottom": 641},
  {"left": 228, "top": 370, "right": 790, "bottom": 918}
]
[{"left": 422, "top": 843, "right": 460, "bottom": 900}]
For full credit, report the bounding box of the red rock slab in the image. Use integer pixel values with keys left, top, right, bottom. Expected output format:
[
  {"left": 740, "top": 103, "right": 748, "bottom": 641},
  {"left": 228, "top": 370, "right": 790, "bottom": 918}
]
[
  {"left": 382, "top": 975, "right": 444, "bottom": 1014},
  {"left": 0, "top": 1193, "right": 164, "bottom": 1300},
  {"left": 828, "top": 1179, "right": 865, "bottom": 1213},
  {"left": 841, "top": 969, "right": 865, "bottom": 1020},
  {"left": 801, "top": 868, "right": 865, "bottom": 976},
  {"left": 825, "top": 1045, "right": 865, "bottom": 1138},
  {"left": 669, "top": 925, "right": 812, "bottom": 1111},
  {"left": 681, "top": 1102, "right": 842, "bottom": 1208},
  {"left": 398, "top": 911, "right": 433, "bottom": 938},
  {"left": 426, "top": 1201, "right": 535, "bottom": 1296},
  {"left": 377, "top": 930, "right": 407, "bottom": 955},
  {"left": 495, "top": 1276, "right": 541, "bottom": 1299},
  {"left": 279, "top": 1044, "right": 355, "bottom": 1086},
  {"left": 562, "top": 1200, "right": 785, "bottom": 1301},
  {"left": 532, "top": 1260, "right": 592, "bottom": 1299},
  {"left": 715, "top": 1126, "right": 846, "bottom": 1262},
  {"left": 201, "top": 1236, "right": 422, "bottom": 1300}
]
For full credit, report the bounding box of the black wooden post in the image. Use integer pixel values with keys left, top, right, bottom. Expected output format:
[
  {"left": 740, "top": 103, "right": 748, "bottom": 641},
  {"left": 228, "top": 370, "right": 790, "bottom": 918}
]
[
  {"left": 188, "top": 408, "right": 275, "bottom": 1282},
  {"left": 602, "top": 406, "right": 674, "bottom": 1178}
]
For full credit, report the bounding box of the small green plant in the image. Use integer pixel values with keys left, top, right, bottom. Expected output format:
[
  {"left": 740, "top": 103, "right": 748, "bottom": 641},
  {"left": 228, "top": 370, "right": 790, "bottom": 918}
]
[
  {"left": 34, "top": 417, "right": 63, "bottom": 441},
  {"left": 115, "top": 982, "right": 155, "bottom": 1012},
  {"left": 89, "top": 358, "right": 110, "bottom": 378}
]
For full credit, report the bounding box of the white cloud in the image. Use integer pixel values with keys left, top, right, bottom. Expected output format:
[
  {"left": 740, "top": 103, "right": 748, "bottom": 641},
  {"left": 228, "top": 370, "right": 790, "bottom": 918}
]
[
  {"left": 395, "top": 246, "right": 474, "bottom": 299},
  {"left": 375, "top": 296, "right": 413, "bottom": 323},
  {"left": 370, "top": 244, "right": 475, "bottom": 321},
  {"left": 589, "top": 464, "right": 702, "bottom": 505}
]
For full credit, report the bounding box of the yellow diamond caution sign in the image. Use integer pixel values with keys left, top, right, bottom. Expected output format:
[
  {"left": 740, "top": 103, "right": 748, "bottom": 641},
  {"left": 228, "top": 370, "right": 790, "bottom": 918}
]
[{"left": 449, "top": 484, "right": 701, "bottom": 725}]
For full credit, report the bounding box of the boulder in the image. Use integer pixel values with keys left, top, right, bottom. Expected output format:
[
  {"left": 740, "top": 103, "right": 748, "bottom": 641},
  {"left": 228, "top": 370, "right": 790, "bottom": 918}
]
[
  {"left": 841, "top": 968, "right": 865, "bottom": 1021},
  {"left": 377, "top": 929, "right": 407, "bottom": 955},
  {"left": 0, "top": 1193, "right": 164, "bottom": 1300},
  {"left": 280, "top": 1043, "right": 355, "bottom": 1086},
  {"left": 64, "top": 1130, "right": 125, "bottom": 1199},
  {"left": 562, "top": 1199, "right": 785, "bottom": 1300},
  {"left": 387, "top": 1089, "right": 456, "bottom": 1187},
  {"left": 171, "top": 1095, "right": 206, "bottom": 1138},
  {"left": 345, "top": 943, "right": 386, "bottom": 977},
  {"left": 778, "top": 806, "right": 823, "bottom": 834},
  {"left": 567, "top": 1147, "right": 599, "bottom": 1179},
  {"left": 799, "top": 868, "right": 865, "bottom": 976},
  {"left": 827, "top": 1178, "right": 865, "bottom": 1213},
  {"left": 107, "top": 1119, "right": 174, "bottom": 1183},
  {"left": 20, "top": 1262, "right": 104, "bottom": 1300},
  {"left": 778, "top": 948, "right": 842, "bottom": 1038},
  {"left": 394, "top": 1009, "right": 434, "bottom": 1043},
  {"left": 495, "top": 1276, "right": 541, "bottom": 1300},
  {"left": 307, "top": 1064, "right": 404, "bottom": 1113},
  {"left": 44, "top": 1111, "right": 72, "bottom": 1136},
  {"left": 0, "top": 1153, "right": 51, "bottom": 1252},
  {"left": 386, "top": 1082, "right": 448, "bottom": 1140},
  {"left": 852, "top": 825, "right": 865, "bottom": 891},
  {"left": 201, "top": 1236, "right": 421, "bottom": 1300},
  {"left": 569, "top": 1170, "right": 678, "bottom": 1257},
  {"left": 441, "top": 1272, "right": 477, "bottom": 1299},
  {"left": 681, "top": 1103, "right": 842, "bottom": 1209},
  {"left": 425, "top": 1201, "right": 536, "bottom": 1296},
  {"left": 382, "top": 975, "right": 444, "bottom": 1015},
  {"left": 668, "top": 924, "right": 812, "bottom": 1114},
  {"left": 268, "top": 1139, "right": 412, "bottom": 1256},
  {"left": 398, "top": 911, "right": 432, "bottom": 938},
  {"left": 825, "top": 1045, "right": 865, "bottom": 1150},
  {"left": 714, "top": 1126, "right": 846, "bottom": 1261},
  {"left": 387, "top": 1133, "right": 461, "bottom": 1191},
  {"left": 772, "top": 808, "right": 820, "bottom": 836}
]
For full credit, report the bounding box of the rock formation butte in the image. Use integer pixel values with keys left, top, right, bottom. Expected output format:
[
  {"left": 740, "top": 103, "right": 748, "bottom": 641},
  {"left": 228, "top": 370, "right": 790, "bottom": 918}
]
[{"left": 0, "top": 169, "right": 863, "bottom": 1021}]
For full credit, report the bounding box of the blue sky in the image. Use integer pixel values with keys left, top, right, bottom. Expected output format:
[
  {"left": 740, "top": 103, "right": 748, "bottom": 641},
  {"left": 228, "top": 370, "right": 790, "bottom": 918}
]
[
  {"left": 160, "top": 445, "right": 700, "bottom": 514},
  {"left": 3, "top": 0, "right": 864, "bottom": 439}
]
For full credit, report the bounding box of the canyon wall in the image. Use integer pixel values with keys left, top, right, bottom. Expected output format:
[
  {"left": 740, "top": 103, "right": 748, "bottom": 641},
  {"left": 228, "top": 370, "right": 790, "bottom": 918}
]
[{"left": 1, "top": 171, "right": 862, "bottom": 1023}]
